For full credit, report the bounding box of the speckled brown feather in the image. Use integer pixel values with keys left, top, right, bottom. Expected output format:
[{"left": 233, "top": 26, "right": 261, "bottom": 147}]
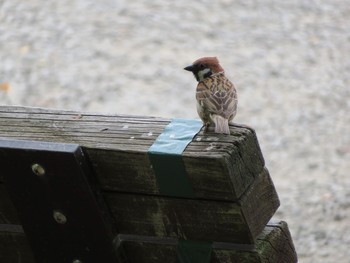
[{"left": 196, "top": 72, "right": 237, "bottom": 129}]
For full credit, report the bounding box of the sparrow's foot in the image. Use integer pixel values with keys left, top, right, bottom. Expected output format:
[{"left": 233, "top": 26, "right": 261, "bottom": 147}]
[{"left": 204, "top": 122, "right": 210, "bottom": 133}]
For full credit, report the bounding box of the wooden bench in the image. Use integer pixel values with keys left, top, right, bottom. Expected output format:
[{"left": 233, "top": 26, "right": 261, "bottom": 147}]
[{"left": 0, "top": 106, "right": 297, "bottom": 263}]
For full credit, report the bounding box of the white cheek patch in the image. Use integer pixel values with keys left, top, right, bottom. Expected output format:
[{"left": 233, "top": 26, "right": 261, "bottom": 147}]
[{"left": 197, "top": 68, "right": 211, "bottom": 81}]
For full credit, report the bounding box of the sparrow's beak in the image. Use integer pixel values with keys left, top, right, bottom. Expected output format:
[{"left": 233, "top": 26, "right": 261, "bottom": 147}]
[{"left": 184, "top": 65, "right": 194, "bottom": 72}]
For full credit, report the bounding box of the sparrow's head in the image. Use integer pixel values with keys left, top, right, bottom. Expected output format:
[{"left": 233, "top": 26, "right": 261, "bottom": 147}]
[{"left": 184, "top": 57, "right": 224, "bottom": 82}]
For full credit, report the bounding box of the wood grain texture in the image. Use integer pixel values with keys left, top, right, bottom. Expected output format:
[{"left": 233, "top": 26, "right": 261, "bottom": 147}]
[
  {"left": 240, "top": 168, "right": 280, "bottom": 240},
  {"left": 0, "top": 106, "right": 265, "bottom": 201},
  {"left": 117, "top": 220, "right": 297, "bottom": 263},
  {"left": 255, "top": 221, "right": 298, "bottom": 263},
  {"left": 105, "top": 169, "right": 279, "bottom": 243},
  {"left": 0, "top": 169, "right": 279, "bottom": 244},
  {"left": 0, "top": 220, "right": 296, "bottom": 263},
  {"left": 212, "top": 220, "right": 298, "bottom": 263}
]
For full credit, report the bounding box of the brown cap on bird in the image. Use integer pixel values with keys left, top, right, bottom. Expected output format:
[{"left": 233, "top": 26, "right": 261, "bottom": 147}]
[{"left": 184, "top": 57, "right": 224, "bottom": 73}]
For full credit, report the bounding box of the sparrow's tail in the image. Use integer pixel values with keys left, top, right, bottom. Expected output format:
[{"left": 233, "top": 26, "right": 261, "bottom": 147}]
[{"left": 211, "top": 114, "right": 230, "bottom": 134}]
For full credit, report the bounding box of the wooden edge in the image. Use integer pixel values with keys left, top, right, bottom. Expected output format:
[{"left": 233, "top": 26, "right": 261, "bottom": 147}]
[
  {"left": 0, "top": 105, "right": 165, "bottom": 120},
  {"left": 0, "top": 221, "right": 297, "bottom": 263},
  {"left": 1, "top": 169, "right": 278, "bottom": 243},
  {"left": 0, "top": 107, "right": 265, "bottom": 203},
  {"left": 264, "top": 220, "right": 298, "bottom": 262},
  {"left": 104, "top": 169, "right": 278, "bottom": 243},
  {"left": 241, "top": 168, "right": 280, "bottom": 241},
  {"left": 115, "top": 219, "right": 297, "bottom": 263}
]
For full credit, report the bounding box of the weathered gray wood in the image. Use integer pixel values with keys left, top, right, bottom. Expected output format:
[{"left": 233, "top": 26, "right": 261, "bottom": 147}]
[
  {"left": 117, "top": 220, "right": 297, "bottom": 263},
  {"left": 0, "top": 106, "right": 265, "bottom": 201},
  {"left": 105, "top": 169, "right": 279, "bottom": 243},
  {"left": 0, "top": 225, "right": 35, "bottom": 263},
  {"left": 212, "top": 220, "right": 298, "bottom": 262},
  {"left": 254, "top": 221, "right": 298, "bottom": 263},
  {"left": 240, "top": 168, "right": 280, "bottom": 240}
]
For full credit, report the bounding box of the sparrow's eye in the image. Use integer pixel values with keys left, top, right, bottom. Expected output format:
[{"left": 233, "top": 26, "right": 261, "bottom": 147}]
[{"left": 199, "top": 64, "right": 206, "bottom": 70}]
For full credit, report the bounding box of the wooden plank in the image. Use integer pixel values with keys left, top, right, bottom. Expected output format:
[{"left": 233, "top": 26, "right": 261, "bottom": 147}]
[
  {"left": 212, "top": 220, "right": 298, "bottom": 263},
  {"left": 240, "top": 168, "right": 280, "bottom": 239},
  {"left": 116, "top": 235, "right": 179, "bottom": 263},
  {"left": 0, "top": 106, "right": 265, "bottom": 201},
  {"left": 0, "top": 225, "right": 35, "bottom": 263},
  {"left": 0, "top": 168, "right": 278, "bottom": 242},
  {"left": 105, "top": 169, "right": 279, "bottom": 243},
  {"left": 116, "top": 220, "right": 297, "bottom": 263},
  {"left": 255, "top": 221, "right": 298, "bottom": 263},
  {"left": 0, "top": 221, "right": 297, "bottom": 263}
]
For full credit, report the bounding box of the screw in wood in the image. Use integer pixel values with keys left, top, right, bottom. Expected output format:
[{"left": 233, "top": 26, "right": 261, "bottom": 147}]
[
  {"left": 31, "top": 163, "right": 45, "bottom": 176},
  {"left": 53, "top": 210, "right": 67, "bottom": 224}
]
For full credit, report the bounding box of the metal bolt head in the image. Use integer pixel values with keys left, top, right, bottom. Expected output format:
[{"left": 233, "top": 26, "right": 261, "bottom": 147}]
[
  {"left": 31, "top": 163, "right": 45, "bottom": 176},
  {"left": 53, "top": 210, "right": 67, "bottom": 224}
]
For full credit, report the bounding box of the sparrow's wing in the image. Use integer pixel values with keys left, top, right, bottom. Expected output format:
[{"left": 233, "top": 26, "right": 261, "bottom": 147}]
[{"left": 196, "top": 75, "right": 237, "bottom": 119}]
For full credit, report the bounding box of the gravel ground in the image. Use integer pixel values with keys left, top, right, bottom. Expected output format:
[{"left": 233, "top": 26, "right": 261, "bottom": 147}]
[{"left": 1, "top": 1, "right": 350, "bottom": 262}]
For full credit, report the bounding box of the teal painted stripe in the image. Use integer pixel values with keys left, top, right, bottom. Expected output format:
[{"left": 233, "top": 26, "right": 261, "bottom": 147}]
[
  {"left": 176, "top": 240, "right": 212, "bottom": 263},
  {"left": 149, "top": 118, "right": 203, "bottom": 154},
  {"left": 148, "top": 118, "right": 202, "bottom": 198}
]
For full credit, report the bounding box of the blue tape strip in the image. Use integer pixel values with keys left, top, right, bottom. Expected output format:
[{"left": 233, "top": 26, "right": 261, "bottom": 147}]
[
  {"left": 148, "top": 118, "right": 203, "bottom": 198},
  {"left": 149, "top": 119, "right": 203, "bottom": 155}
]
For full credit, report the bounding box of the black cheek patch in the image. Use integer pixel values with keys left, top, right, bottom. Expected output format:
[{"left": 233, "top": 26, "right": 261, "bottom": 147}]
[
  {"left": 194, "top": 72, "right": 200, "bottom": 82},
  {"left": 204, "top": 71, "right": 213, "bottom": 79}
]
